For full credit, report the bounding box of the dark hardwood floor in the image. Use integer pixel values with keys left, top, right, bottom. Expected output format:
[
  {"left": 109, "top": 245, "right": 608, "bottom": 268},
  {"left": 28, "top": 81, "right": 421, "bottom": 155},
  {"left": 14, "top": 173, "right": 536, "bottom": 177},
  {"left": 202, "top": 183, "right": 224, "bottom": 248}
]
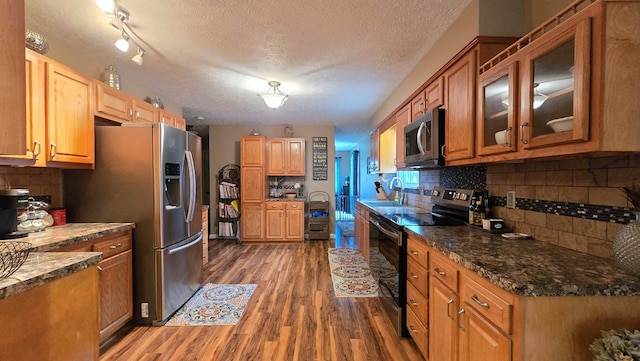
[{"left": 99, "top": 223, "right": 423, "bottom": 361}]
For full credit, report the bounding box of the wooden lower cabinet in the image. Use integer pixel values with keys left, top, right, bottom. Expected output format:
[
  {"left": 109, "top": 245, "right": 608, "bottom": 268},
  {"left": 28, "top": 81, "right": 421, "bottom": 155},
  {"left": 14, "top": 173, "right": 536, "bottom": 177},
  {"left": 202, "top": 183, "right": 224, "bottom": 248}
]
[
  {"left": 241, "top": 203, "right": 264, "bottom": 240},
  {"left": 429, "top": 277, "right": 459, "bottom": 361},
  {"left": 55, "top": 230, "right": 133, "bottom": 345},
  {"left": 423, "top": 239, "right": 640, "bottom": 361},
  {"left": 265, "top": 201, "right": 304, "bottom": 241},
  {"left": 406, "top": 234, "right": 429, "bottom": 359},
  {"left": 354, "top": 203, "right": 369, "bottom": 261},
  {"left": 459, "top": 305, "right": 511, "bottom": 361}
]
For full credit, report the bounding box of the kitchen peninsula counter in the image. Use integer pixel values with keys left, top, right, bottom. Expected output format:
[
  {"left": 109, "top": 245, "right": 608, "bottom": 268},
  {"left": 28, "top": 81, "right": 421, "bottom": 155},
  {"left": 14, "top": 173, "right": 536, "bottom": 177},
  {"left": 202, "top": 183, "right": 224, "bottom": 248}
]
[
  {"left": 405, "top": 225, "right": 640, "bottom": 297},
  {"left": 0, "top": 223, "right": 135, "bottom": 300}
]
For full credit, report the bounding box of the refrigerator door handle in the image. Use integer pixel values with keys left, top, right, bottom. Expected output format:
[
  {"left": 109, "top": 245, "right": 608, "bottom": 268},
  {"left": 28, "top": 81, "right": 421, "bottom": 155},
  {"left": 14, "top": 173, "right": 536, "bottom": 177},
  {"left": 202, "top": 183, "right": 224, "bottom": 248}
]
[
  {"left": 168, "top": 233, "right": 203, "bottom": 255},
  {"left": 185, "top": 150, "right": 197, "bottom": 222}
]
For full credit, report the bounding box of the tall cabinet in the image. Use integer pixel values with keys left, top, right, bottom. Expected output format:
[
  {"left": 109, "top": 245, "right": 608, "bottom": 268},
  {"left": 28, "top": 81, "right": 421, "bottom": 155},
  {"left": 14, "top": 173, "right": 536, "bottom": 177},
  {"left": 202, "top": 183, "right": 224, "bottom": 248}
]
[{"left": 240, "top": 136, "right": 266, "bottom": 241}]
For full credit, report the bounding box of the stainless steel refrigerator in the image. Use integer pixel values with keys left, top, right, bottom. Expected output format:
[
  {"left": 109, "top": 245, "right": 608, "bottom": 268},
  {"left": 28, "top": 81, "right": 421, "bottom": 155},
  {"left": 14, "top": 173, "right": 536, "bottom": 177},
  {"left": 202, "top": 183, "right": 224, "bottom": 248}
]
[{"left": 63, "top": 123, "right": 203, "bottom": 325}]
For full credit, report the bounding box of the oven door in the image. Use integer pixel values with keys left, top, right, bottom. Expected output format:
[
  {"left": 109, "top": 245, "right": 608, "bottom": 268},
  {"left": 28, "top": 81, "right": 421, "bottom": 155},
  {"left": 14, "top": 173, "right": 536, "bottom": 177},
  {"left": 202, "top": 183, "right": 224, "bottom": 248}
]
[{"left": 369, "top": 213, "right": 407, "bottom": 336}]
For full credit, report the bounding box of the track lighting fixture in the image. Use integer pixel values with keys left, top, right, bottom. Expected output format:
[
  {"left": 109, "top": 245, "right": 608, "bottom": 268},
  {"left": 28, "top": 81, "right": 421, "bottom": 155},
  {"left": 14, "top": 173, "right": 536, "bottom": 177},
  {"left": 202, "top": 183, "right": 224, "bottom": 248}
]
[
  {"left": 97, "top": 1, "right": 149, "bottom": 65},
  {"left": 131, "top": 47, "right": 145, "bottom": 66},
  {"left": 115, "top": 30, "right": 130, "bottom": 52},
  {"left": 258, "top": 81, "right": 289, "bottom": 109}
]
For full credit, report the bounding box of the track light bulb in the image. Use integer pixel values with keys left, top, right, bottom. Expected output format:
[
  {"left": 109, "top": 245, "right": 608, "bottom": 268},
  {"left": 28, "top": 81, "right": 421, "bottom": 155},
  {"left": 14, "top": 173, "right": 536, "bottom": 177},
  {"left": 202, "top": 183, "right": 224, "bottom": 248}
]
[
  {"left": 115, "top": 32, "right": 130, "bottom": 52},
  {"left": 131, "top": 47, "right": 145, "bottom": 65}
]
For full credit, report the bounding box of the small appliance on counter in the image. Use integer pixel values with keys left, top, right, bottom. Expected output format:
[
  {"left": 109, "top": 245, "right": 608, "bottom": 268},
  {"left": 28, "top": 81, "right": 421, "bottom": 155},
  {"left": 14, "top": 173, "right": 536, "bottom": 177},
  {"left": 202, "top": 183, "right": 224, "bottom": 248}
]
[
  {"left": 17, "top": 197, "right": 53, "bottom": 233},
  {"left": 0, "top": 189, "right": 30, "bottom": 240}
]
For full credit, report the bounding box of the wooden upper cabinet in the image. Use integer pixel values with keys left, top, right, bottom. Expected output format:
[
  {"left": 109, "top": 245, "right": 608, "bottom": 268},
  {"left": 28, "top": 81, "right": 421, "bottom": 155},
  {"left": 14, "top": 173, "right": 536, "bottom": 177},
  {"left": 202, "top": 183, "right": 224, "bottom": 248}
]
[
  {"left": 174, "top": 116, "right": 186, "bottom": 130},
  {"left": 0, "top": 0, "right": 26, "bottom": 155},
  {"left": 411, "top": 91, "right": 426, "bottom": 121},
  {"left": 241, "top": 135, "right": 266, "bottom": 167},
  {"left": 425, "top": 77, "right": 444, "bottom": 110},
  {"left": 159, "top": 110, "right": 175, "bottom": 126},
  {"left": 131, "top": 99, "right": 157, "bottom": 123},
  {"left": 45, "top": 60, "right": 95, "bottom": 166},
  {"left": 95, "top": 82, "right": 132, "bottom": 122},
  {"left": 444, "top": 50, "right": 476, "bottom": 162},
  {"left": 369, "top": 129, "right": 379, "bottom": 173},
  {"left": 395, "top": 103, "right": 411, "bottom": 169},
  {"left": 267, "top": 138, "right": 305, "bottom": 176}
]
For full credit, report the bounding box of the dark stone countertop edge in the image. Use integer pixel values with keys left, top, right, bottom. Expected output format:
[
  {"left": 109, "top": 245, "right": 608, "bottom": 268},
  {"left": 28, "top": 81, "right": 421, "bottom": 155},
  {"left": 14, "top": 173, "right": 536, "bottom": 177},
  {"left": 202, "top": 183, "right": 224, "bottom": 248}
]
[
  {"left": 404, "top": 226, "right": 640, "bottom": 298},
  {"left": 0, "top": 252, "right": 101, "bottom": 301}
]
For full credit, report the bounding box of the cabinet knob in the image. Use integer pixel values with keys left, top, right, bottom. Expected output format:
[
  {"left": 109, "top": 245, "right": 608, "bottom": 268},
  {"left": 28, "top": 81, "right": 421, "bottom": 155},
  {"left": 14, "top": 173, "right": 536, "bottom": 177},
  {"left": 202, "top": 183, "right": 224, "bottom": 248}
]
[
  {"left": 32, "top": 140, "right": 41, "bottom": 159},
  {"left": 434, "top": 267, "right": 446, "bottom": 276},
  {"left": 520, "top": 122, "right": 529, "bottom": 144},
  {"left": 457, "top": 308, "right": 466, "bottom": 331},
  {"left": 109, "top": 243, "right": 123, "bottom": 249},
  {"left": 410, "top": 298, "right": 418, "bottom": 307},
  {"left": 471, "top": 294, "right": 490, "bottom": 308},
  {"left": 410, "top": 250, "right": 418, "bottom": 256},
  {"left": 409, "top": 325, "right": 419, "bottom": 333},
  {"left": 50, "top": 143, "right": 57, "bottom": 158},
  {"left": 410, "top": 273, "right": 419, "bottom": 279}
]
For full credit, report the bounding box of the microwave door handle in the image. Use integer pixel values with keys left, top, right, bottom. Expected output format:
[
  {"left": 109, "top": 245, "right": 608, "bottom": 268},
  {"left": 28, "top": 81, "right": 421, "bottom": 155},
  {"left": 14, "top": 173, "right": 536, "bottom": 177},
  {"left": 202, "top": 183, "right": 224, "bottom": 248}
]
[
  {"left": 417, "top": 122, "right": 427, "bottom": 155},
  {"left": 185, "top": 150, "right": 197, "bottom": 222}
]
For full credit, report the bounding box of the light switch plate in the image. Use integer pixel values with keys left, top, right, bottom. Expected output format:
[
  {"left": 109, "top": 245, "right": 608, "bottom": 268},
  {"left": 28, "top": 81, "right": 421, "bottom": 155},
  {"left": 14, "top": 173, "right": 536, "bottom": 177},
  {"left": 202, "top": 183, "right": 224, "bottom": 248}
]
[{"left": 506, "top": 191, "right": 516, "bottom": 209}]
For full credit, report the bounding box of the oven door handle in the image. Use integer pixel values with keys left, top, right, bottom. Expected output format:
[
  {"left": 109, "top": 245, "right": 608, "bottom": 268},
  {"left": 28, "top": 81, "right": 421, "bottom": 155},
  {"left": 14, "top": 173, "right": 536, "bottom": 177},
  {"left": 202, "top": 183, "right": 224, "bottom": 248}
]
[{"left": 370, "top": 218, "right": 401, "bottom": 244}]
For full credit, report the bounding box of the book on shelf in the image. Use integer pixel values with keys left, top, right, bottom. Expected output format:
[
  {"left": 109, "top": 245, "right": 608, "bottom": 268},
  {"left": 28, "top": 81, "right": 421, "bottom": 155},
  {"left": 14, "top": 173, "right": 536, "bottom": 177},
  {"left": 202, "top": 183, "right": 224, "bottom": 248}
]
[
  {"left": 219, "top": 183, "right": 238, "bottom": 199},
  {"left": 218, "top": 202, "right": 239, "bottom": 218},
  {"left": 218, "top": 222, "right": 235, "bottom": 237}
]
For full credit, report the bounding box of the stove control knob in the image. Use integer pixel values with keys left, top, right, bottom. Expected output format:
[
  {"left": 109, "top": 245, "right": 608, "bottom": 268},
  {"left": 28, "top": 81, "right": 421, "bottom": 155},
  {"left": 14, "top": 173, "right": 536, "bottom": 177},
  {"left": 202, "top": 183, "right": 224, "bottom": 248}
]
[
  {"left": 432, "top": 189, "right": 439, "bottom": 197},
  {"left": 459, "top": 193, "right": 467, "bottom": 201}
]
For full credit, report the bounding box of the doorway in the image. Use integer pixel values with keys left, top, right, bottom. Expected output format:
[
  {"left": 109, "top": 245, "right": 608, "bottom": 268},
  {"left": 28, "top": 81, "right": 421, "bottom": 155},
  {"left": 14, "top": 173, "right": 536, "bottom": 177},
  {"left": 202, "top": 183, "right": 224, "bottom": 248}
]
[{"left": 334, "top": 150, "right": 359, "bottom": 222}]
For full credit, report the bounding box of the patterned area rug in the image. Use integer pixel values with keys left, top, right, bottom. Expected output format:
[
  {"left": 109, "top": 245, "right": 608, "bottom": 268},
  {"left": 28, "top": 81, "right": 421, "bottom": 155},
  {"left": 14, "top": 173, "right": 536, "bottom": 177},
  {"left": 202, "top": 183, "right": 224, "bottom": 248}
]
[
  {"left": 328, "top": 248, "right": 378, "bottom": 297},
  {"left": 165, "top": 283, "right": 256, "bottom": 326},
  {"left": 337, "top": 221, "right": 354, "bottom": 237}
]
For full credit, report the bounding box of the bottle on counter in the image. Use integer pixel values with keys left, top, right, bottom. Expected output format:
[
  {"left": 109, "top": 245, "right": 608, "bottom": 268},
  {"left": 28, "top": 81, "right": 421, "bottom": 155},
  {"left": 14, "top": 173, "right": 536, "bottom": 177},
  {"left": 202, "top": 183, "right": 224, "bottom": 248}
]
[
  {"left": 469, "top": 195, "right": 477, "bottom": 224},
  {"left": 473, "top": 196, "right": 484, "bottom": 226}
]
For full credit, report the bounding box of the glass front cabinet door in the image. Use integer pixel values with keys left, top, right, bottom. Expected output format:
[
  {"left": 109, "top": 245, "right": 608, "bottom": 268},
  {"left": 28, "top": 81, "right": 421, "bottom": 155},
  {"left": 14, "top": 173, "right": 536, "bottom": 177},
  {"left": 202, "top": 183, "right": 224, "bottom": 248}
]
[
  {"left": 477, "top": 61, "right": 518, "bottom": 156},
  {"left": 519, "top": 17, "right": 591, "bottom": 150}
]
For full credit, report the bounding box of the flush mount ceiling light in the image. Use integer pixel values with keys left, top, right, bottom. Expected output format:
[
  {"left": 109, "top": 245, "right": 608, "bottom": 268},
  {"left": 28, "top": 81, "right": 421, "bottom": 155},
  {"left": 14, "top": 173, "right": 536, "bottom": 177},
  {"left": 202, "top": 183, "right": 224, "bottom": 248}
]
[
  {"left": 258, "top": 81, "right": 289, "bottom": 109},
  {"left": 115, "top": 30, "right": 130, "bottom": 52},
  {"left": 131, "top": 47, "right": 144, "bottom": 65},
  {"left": 96, "top": 0, "right": 116, "bottom": 13}
]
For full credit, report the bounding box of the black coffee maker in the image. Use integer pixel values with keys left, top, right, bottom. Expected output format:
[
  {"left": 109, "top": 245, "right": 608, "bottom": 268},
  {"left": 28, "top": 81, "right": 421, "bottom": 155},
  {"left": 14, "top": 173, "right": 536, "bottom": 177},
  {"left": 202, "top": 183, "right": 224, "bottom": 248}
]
[{"left": 0, "top": 189, "right": 29, "bottom": 239}]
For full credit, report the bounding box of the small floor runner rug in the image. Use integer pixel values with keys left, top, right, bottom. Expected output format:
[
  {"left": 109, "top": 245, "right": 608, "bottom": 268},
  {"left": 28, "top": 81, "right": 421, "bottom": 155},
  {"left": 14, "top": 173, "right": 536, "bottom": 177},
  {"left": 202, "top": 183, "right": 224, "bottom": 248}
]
[
  {"left": 328, "top": 248, "right": 378, "bottom": 297},
  {"left": 165, "top": 283, "right": 256, "bottom": 326}
]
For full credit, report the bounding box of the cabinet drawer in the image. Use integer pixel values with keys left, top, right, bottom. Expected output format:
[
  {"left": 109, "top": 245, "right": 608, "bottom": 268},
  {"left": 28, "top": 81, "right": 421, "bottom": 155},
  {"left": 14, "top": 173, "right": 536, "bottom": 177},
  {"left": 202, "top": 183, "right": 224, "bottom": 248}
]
[
  {"left": 406, "top": 281, "right": 428, "bottom": 325},
  {"left": 285, "top": 201, "right": 303, "bottom": 210},
  {"left": 407, "top": 256, "right": 428, "bottom": 296},
  {"left": 93, "top": 233, "right": 132, "bottom": 259},
  {"left": 266, "top": 202, "right": 285, "bottom": 210},
  {"left": 460, "top": 273, "right": 513, "bottom": 334},
  {"left": 406, "top": 305, "right": 428, "bottom": 359},
  {"left": 407, "top": 235, "right": 429, "bottom": 266},
  {"left": 430, "top": 251, "right": 458, "bottom": 292}
]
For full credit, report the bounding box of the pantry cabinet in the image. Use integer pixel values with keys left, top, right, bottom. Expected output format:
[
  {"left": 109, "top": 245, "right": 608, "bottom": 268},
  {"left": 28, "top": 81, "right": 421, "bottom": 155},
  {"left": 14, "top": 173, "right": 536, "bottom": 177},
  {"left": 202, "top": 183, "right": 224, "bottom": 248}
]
[
  {"left": 0, "top": 0, "right": 26, "bottom": 156},
  {"left": 1, "top": 49, "right": 94, "bottom": 168},
  {"left": 240, "top": 203, "right": 264, "bottom": 240},
  {"left": 266, "top": 138, "right": 305, "bottom": 176},
  {"left": 240, "top": 136, "right": 266, "bottom": 241}
]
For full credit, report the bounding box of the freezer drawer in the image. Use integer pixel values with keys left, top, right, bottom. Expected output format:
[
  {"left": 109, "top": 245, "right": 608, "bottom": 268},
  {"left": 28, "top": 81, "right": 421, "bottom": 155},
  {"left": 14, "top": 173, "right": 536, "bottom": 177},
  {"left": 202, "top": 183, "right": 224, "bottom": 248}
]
[{"left": 154, "top": 232, "right": 203, "bottom": 324}]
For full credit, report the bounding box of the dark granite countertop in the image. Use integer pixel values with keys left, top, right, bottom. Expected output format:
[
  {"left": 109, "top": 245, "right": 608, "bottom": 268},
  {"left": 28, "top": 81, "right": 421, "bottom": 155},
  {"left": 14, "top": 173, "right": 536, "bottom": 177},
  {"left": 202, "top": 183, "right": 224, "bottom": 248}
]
[
  {"left": 0, "top": 223, "right": 135, "bottom": 300},
  {"left": 405, "top": 225, "right": 640, "bottom": 297}
]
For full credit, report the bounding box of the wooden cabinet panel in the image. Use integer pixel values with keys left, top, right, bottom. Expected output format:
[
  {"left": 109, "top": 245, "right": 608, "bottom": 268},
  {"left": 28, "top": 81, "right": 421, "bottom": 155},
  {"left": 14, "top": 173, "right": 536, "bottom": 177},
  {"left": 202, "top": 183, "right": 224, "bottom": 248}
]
[
  {"left": 95, "top": 82, "right": 131, "bottom": 122},
  {"left": 407, "top": 256, "right": 428, "bottom": 297},
  {"left": 241, "top": 136, "right": 266, "bottom": 167},
  {"left": 241, "top": 166, "right": 264, "bottom": 203},
  {"left": 202, "top": 207, "right": 209, "bottom": 265},
  {"left": 132, "top": 99, "right": 157, "bottom": 123},
  {"left": 407, "top": 280, "right": 428, "bottom": 325},
  {"left": 459, "top": 305, "right": 511, "bottom": 361},
  {"left": 98, "top": 249, "right": 133, "bottom": 343},
  {"left": 406, "top": 305, "right": 429, "bottom": 358},
  {"left": 159, "top": 110, "right": 175, "bottom": 126},
  {"left": 354, "top": 203, "right": 370, "bottom": 260},
  {"left": 267, "top": 139, "right": 286, "bottom": 174},
  {"left": 430, "top": 250, "right": 459, "bottom": 292},
  {"left": 265, "top": 202, "right": 285, "bottom": 239},
  {"left": 411, "top": 91, "right": 426, "bottom": 121},
  {"left": 174, "top": 116, "right": 186, "bottom": 130},
  {"left": 45, "top": 61, "right": 95, "bottom": 166},
  {"left": 241, "top": 203, "right": 264, "bottom": 240},
  {"left": 460, "top": 273, "right": 513, "bottom": 334},
  {"left": 429, "top": 277, "right": 458, "bottom": 361},
  {"left": 285, "top": 202, "right": 304, "bottom": 240},
  {"left": 92, "top": 232, "right": 132, "bottom": 259},
  {"left": 0, "top": 0, "right": 26, "bottom": 155},
  {"left": 267, "top": 138, "right": 305, "bottom": 175},
  {"left": 378, "top": 121, "right": 396, "bottom": 173},
  {"left": 369, "top": 129, "right": 379, "bottom": 173},
  {"left": 444, "top": 51, "right": 476, "bottom": 162},
  {"left": 425, "top": 77, "right": 444, "bottom": 110},
  {"left": 395, "top": 103, "right": 411, "bottom": 169},
  {"left": 407, "top": 234, "right": 429, "bottom": 265}
]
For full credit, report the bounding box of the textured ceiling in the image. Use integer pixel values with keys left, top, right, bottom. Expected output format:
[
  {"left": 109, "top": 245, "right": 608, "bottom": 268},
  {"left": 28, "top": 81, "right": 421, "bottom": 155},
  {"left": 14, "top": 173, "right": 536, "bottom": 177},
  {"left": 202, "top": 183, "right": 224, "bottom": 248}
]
[{"left": 25, "top": 0, "right": 471, "bottom": 149}]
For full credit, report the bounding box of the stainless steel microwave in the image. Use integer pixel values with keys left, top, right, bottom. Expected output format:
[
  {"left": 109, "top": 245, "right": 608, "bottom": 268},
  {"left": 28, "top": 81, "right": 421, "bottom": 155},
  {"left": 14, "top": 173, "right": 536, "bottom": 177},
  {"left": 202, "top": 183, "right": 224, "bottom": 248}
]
[{"left": 404, "top": 108, "right": 445, "bottom": 168}]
